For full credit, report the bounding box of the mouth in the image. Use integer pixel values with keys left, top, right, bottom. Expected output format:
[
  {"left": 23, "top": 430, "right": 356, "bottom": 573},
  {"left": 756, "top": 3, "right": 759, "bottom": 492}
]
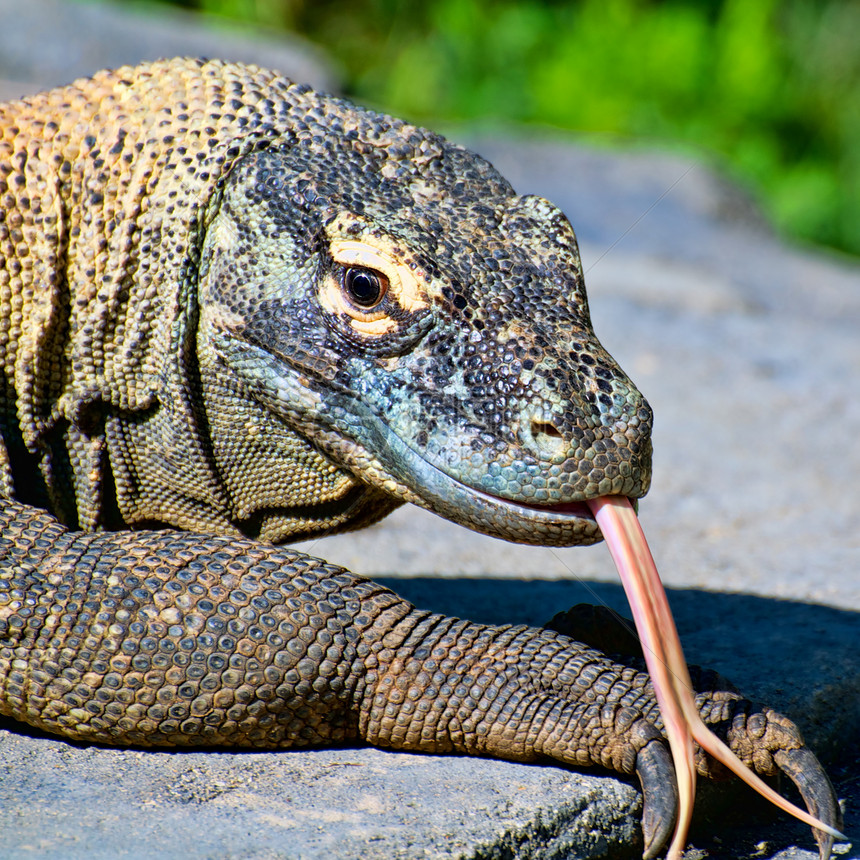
[
  {"left": 265, "top": 382, "right": 608, "bottom": 545},
  {"left": 492, "top": 493, "right": 637, "bottom": 520},
  {"left": 470, "top": 486, "right": 595, "bottom": 520},
  {"left": 401, "top": 464, "right": 604, "bottom": 547},
  {"left": 354, "top": 423, "right": 604, "bottom": 546},
  {"left": 497, "top": 496, "right": 594, "bottom": 518}
]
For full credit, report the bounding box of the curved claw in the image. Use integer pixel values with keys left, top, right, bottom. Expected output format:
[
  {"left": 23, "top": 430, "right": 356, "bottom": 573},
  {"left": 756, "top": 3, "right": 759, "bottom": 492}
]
[
  {"left": 774, "top": 747, "right": 844, "bottom": 860},
  {"left": 636, "top": 739, "right": 678, "bottom": 860}
]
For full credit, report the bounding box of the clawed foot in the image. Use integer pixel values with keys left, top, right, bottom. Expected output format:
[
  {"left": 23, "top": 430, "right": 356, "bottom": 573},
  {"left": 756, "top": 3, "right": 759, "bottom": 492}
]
[{"left": 546, "top": 603, "right": 844, "bottom": 859}]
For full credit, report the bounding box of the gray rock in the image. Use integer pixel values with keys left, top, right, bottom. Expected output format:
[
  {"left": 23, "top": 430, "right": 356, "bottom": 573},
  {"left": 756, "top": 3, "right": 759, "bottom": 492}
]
[
  {"left": 0, "top": 733, "right": 641, "bottom": 860},
  {"left": 0, "top": 0, "right": 335, "bottom": 100}
]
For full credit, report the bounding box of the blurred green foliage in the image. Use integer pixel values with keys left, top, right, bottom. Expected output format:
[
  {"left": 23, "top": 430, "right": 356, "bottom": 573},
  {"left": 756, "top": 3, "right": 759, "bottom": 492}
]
[{"left": 162, "top": 0, "right": 858, "bottom": 256}]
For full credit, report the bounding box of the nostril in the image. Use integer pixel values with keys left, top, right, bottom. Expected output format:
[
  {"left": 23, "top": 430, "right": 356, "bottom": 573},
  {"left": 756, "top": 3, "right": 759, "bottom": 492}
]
[
  {"left": 531, "top": 419, "right": 563, "bottom": 440},
  {"left": 530, "top": 418, "right": 566, "bottom": 456}
]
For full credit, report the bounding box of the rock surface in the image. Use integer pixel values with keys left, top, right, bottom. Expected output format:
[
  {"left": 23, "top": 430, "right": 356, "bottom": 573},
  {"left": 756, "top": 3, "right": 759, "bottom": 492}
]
[
  {"left": 1, "top": 2, "right": 858, "bottom": 859},
  {"left": 0, "top": 0, "right": 334, "bottom": 101}
]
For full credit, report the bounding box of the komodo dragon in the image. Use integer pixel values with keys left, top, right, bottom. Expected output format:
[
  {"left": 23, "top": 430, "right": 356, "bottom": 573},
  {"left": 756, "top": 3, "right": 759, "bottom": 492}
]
[{"left": 0, "top": 58, "right": 843, "bottom": 858}]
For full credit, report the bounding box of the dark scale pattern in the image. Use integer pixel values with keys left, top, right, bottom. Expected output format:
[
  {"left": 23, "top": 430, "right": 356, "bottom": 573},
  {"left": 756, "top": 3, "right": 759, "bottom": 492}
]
[
  {"left": 0, "top": 496, "right": 816, "bottom": 795},
  {"left": 193, "top": 120, "right": 652, "bottom": 545},
  {"left": 0, "top": 499, "right": 417, "bottom": 747},
  {"left": 0, "top": 61, "right": 839, "bottom": 858}
]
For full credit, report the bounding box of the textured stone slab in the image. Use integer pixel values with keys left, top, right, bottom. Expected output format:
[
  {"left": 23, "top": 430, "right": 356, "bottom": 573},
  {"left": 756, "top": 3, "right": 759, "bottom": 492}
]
[
  {"left": 0, "top": 0, "right": 334, "bottom": 101},
  {"left": 0, "top": 729, "right": 641, "bottom": 860}
]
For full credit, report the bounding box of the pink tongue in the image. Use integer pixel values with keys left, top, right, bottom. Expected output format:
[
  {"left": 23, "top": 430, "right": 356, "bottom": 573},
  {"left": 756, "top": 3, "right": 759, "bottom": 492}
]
[{"left": 587, "top": 495, "right": 839, "bottom": 859}]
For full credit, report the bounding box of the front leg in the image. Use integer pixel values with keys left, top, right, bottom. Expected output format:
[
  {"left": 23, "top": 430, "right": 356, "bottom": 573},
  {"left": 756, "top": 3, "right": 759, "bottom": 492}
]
[
  {"left": 0, "top": 501, "right": 839, "bottom": 859},
  {"left": 0, "top": 499, "right": 676, "bottom": 852},
  {"left": 360, "top": 609, "right": 682, "bottom": 856}
]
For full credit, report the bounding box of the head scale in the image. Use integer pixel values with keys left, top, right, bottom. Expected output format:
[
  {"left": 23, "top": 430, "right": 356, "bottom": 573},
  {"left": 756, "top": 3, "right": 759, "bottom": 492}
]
[{"left": 198, "top": 87, "right": 653, "bottom": 546}]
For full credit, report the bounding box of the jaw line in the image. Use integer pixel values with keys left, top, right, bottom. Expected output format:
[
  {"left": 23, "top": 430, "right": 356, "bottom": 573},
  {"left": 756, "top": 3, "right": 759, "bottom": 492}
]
[
  {"left": 225, "top": 344, "right": 603, "bottom": 545},
  {"left": 401, "top": 465, "right": 604, "bottom": 547},
  {"left": 468, "top": 484, "right": 594, "bottom": 521},
  {"left": 344, "top": 411, "right": 603, "bottom": 546}
]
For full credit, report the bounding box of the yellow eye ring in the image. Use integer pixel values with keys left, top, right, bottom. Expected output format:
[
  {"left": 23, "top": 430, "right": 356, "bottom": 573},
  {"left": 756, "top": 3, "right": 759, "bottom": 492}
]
[{"left": 319, "top": 221, "right": 431, "bottom": 337}]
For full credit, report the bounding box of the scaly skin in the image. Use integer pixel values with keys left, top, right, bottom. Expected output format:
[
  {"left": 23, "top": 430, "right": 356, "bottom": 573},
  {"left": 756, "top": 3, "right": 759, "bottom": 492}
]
[{"left": 0, "top": 59, "right": 840, "bottom": 857}]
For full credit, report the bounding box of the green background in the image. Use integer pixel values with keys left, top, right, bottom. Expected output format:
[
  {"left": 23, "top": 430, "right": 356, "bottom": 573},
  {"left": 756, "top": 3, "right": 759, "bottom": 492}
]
[{"left": 159, "top": 0, "right": 859, "bottom": 258}]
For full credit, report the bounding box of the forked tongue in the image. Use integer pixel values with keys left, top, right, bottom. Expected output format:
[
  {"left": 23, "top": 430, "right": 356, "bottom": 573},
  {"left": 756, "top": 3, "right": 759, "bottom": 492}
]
[{"left": 587, "top": 495, "right": 843, "bottom": 860}]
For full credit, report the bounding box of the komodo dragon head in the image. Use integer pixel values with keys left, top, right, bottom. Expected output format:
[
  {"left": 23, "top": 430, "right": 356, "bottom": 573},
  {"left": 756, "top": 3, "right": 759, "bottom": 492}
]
[
  {"left": 1, "top": 58, "right": 650, "bottom": 546},
  {"left": 199, "top": 138, "right": 652, "bottom": 548}
]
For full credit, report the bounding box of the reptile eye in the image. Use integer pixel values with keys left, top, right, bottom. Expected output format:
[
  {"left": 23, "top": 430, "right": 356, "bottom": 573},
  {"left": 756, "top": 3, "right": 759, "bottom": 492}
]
[{"left": 343, "top": 267, "right": 388, "bottom": 308}]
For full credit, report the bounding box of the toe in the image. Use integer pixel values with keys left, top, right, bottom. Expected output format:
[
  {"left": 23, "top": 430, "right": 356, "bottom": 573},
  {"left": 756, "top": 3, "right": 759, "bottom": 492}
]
[
  {"left": 636, "top": 739, "right": 678, "bottom": 860},
  {"left": 774, "top": 747, "right": 844, "bottom": 860}
]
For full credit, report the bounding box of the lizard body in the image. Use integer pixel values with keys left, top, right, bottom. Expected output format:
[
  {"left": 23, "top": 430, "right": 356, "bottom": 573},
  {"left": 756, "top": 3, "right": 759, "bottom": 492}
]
[{"left": 0, "top": 59, "right": 840, "bottom": 857}]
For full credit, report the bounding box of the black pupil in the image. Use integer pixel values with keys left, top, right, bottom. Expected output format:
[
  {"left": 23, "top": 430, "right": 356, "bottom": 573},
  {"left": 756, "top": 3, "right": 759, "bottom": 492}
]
[{"left": 345, "top": 268, "right": 382, "bottom": 307}]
